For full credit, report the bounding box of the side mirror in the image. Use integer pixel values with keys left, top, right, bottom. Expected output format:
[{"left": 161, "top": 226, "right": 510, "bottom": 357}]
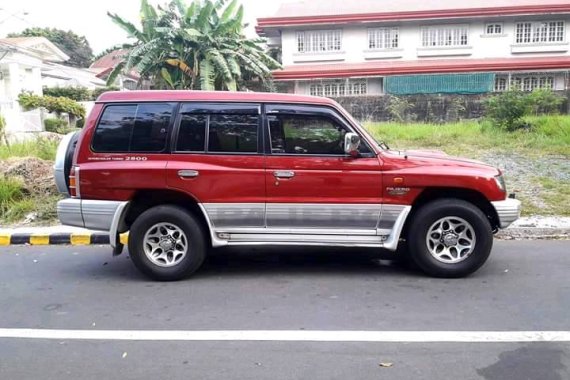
[{"left": 344, "top": 132, "right": 361, "bottom": 157}]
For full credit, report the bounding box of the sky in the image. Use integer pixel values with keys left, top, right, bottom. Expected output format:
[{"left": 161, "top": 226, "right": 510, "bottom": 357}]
[{"left": 0, "top": 0, "right": 289, "bottom": 54}]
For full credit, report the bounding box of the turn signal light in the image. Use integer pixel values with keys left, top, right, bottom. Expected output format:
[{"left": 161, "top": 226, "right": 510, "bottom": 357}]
[{"left": 69, "top": 166, "right": 80, "bottom": 198}]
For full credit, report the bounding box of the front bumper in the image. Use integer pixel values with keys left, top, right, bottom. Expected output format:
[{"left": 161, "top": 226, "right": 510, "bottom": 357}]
[
  {"left": 491, "top": 198, "right": 522, "bottom": 228},
  {"left": 57, "top": 199, "right": 128, "bottom": 231}
]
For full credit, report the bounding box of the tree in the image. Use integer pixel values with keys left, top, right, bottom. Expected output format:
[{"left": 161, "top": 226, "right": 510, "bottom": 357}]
[
  {"left": 8, "top": 27, "right": 94, "bottom": 67},
  {"left": 107, "top": 0, "right": 281, "bottom": 91}
]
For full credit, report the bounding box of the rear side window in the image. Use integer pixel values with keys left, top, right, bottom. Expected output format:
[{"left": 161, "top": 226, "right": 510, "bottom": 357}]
[
  {"left": 175, "top": 104, "right": 259, "bottom": 153},
  {"left": 92, "top": 103, "right": 175, "bottom": 152}
]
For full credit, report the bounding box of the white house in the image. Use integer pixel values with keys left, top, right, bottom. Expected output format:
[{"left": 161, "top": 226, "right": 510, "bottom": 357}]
[
  {"left": 0, "top": 37, "right": 106, "bottom": 135},
  {"left": 257, "top": 0, "right": 570, "bottom": 97}
]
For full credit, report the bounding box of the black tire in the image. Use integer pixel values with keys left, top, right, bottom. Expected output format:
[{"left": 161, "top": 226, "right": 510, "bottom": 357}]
[
  {"left": 128, "top": 205, "right": 206, "bottom": 281},
  {"left": 407, "top": 199, "right": 493, "bottom": 278}
]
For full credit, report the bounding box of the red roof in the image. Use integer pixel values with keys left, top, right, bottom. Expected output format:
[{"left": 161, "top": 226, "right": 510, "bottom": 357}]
[
  {"left": 273, "top": 56, "right": 570, "bottom": 80},
  {"left": 90, "top": 49, "right": 140, "bottom": 80},
  {"left": 96, "top": 90, "right": 338, "bottom": 105},
  {"left": 90, "top": 49, "right": 130, "bottom": 69},
  {"left": 257, "top": 1, "right": 570, "bottom": 33}
]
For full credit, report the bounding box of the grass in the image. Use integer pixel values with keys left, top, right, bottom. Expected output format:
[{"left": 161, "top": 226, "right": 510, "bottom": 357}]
[
  {"left": 365, "top": 115, "right": 570, "bottom": 157},
  {"left": 536, "top": 177, "right": 570, "bottom": 216},
  {"left": 0, "top": 177, "right": 60, "bottom": 223},
  {"left": 0, "top": 138, "right": 59, "bottom": 161},
  {"left": 0, "top": 137, "right": 60, "bottom": 224},
  {"left": 0, "top": 177, "right": 24, "bottom": 220}
]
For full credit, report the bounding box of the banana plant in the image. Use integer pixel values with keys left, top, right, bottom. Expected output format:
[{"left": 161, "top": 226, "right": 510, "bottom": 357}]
[{"left": 107, "top": 0, "right": 281, "bottom": 91}]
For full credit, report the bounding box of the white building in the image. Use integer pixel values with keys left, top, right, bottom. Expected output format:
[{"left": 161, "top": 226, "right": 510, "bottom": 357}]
[
  {"left": 257, "top": 0, "right": 570, "bottom": 97},
  {"left": 0, "top": 37, "right": 105, "bottom": 135}
]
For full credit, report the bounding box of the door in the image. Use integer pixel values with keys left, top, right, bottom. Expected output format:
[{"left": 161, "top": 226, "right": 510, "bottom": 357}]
[
  {"left": 264, "top": 104, "right": 383, "bottom": 232},
  {"left": 166, "top": 103, "right": 266, "bottom": 230}
]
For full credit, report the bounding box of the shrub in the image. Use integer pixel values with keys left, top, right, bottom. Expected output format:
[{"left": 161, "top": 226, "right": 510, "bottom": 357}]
[
  {"left": 92, "top": 86, "right": 120, "bottom": 100},
  {"left": 44, "top": 118, "right": 69, "bottom": 133},
  {"left": 42, "top": 86, "right": 91, "bottom": 101},
  {"left": 527, "top": 89, "right": 565, "bottom": 115},
  {"left": 18, "top": 93, "right": 86, "bottom": 119},
  {"left": 387, "top": 96, "right": 417, "bottom": 123},
  {"left": 483, "top": 90, "right": 530, "bottom": 131}
]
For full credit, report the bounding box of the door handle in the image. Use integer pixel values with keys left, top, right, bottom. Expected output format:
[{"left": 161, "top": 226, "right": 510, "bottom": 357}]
[
  {"left": 274, "top": 170, "right": 295, "bottom": 179},
  {"left": 178, "top": 169, "right": 199, "bottom": 179}
]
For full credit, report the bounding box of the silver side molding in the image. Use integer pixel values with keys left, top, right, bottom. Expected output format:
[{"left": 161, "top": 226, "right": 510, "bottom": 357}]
[
  {"left": 109, "top": 201, "right": 130, "bottom": 248},
  {"left": 57, "top": 199, "right": 129, "bottom": 236},
  {"left": 198, "top": 204, "right": 230, "bottom": 247},
  {"left": 381, "top": 205, "right": 411, "bottom": 251},
  {"left": 199, "top": 203, "right": 411, "bottom": 250}
]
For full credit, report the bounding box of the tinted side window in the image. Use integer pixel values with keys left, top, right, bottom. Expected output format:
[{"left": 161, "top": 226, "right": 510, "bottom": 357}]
[
  {"left": 208, "top": 114, "right": 258, "bottom": 153},
  {"left": 176, "top": 112, "right": 207, "bottom": 152},
  {"left": 92, "top": 105, "right": 135, "bottom": 152},
  {"left": 269, "top": 114, "right": 346, "bottom": 155},
  {"left": 92, "top": 103, "right": 174, "bottom": 152}
]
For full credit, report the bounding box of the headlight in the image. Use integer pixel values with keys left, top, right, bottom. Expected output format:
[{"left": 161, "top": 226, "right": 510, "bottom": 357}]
[{"left": 494, "top": 175, "right": 506, "bottom": 192}]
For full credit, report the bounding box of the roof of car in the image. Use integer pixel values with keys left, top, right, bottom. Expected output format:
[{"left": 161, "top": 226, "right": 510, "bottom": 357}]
[{"left": 96, "top": 90, "right": 337, "bottom": 106}]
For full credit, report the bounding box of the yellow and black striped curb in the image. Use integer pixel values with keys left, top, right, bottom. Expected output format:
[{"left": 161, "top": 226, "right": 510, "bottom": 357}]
[{"left": 0, "top": 233, "right": 129, "bottom": 246}]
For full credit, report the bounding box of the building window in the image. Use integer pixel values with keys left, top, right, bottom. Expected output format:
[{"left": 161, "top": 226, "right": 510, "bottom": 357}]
[
  {"left": 296, "top": 30, "right": 342, "bottom": 53},
  {"left": 309, "top": 79, "right": 368, "bottom": 97},
  {"left": 494, "top": 77, "right": 508, "bottom": 92},
  {"left": 495, "top": 74, "right": 555, "bottom": 92},
  {"left": 485, "top": 23, "right": 503, "bottom": 35},
  {"left": 515, "top": 21, "right": 565, "bottom": 44},
  {"left": 421, "top": 25, "right": 469, "bottom": 47},
  {"left": 123, "top": 79, "right": 137, "bottom": 90},
  {"left": 368, "top": 28, "right": 399, "bottom": 49}
]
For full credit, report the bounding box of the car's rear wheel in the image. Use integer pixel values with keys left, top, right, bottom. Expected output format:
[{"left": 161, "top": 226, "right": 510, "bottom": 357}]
[
  {"left": 128, "top": 205, "right": 206, "bottom": 281},
  {"left": 407, "top": 199, "right": 493, "bottom": 278}
]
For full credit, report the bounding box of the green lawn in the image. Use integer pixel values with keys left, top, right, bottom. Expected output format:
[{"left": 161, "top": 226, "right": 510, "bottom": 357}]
[{"left": 365, "top": 115, "right": 570, "bottom": 157}]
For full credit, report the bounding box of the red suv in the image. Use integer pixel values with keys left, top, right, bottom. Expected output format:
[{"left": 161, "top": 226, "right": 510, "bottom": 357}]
[{"left": 54, "top": 91, "right": 520, "bottom": 280}]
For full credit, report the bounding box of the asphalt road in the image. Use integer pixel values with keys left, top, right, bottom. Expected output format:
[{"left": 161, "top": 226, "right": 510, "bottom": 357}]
[{"left": 0, "top": 240, "right": 569, "bottom": 379}]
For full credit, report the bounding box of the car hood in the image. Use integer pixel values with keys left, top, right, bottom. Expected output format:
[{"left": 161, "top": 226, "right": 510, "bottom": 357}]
[{"left": 384, "top": 149, "right": 500, "bottom": 174}]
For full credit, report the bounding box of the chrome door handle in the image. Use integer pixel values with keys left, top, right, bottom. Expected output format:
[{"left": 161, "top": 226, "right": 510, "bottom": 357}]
[
  {"left": 274, "top": 170, "right": 295, "bottom": 179},
  {"left": 178, "top": 169, "right": 199, "bottom": 178}
]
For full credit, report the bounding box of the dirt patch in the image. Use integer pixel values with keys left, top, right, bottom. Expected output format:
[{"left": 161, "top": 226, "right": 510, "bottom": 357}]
[
  {"left": 478, "top": 152, "right": 570, "bottom": 215},
  {"left": 1, "top": 157, "right": 57, "bottom": 197}
]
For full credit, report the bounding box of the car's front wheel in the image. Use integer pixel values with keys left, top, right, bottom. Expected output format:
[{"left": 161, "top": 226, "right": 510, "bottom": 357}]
[
  {"left": 407, "top": 199, "right": 493, "bottom": 278},
  {"left": 128, "top": 205, "right": 206, "bottom": 281}
]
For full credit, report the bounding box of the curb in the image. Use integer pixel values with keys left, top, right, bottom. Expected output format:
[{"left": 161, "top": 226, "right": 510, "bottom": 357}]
[
  {"left": 0, "top": 233, "right": 128, "bottom": 246},
  {"left": 495, "top": 228, "right": 570, "bottom": 240}
]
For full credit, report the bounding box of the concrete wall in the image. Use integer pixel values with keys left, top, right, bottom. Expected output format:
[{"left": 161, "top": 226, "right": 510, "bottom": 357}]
[{"left": 334, "top": 93, "right": 570, "bottom": 123}]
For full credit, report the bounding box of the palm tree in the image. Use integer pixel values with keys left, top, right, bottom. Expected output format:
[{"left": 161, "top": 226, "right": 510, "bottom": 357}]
[{"left": 107, "top": 0, "right": 280, "bottom": 91}]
